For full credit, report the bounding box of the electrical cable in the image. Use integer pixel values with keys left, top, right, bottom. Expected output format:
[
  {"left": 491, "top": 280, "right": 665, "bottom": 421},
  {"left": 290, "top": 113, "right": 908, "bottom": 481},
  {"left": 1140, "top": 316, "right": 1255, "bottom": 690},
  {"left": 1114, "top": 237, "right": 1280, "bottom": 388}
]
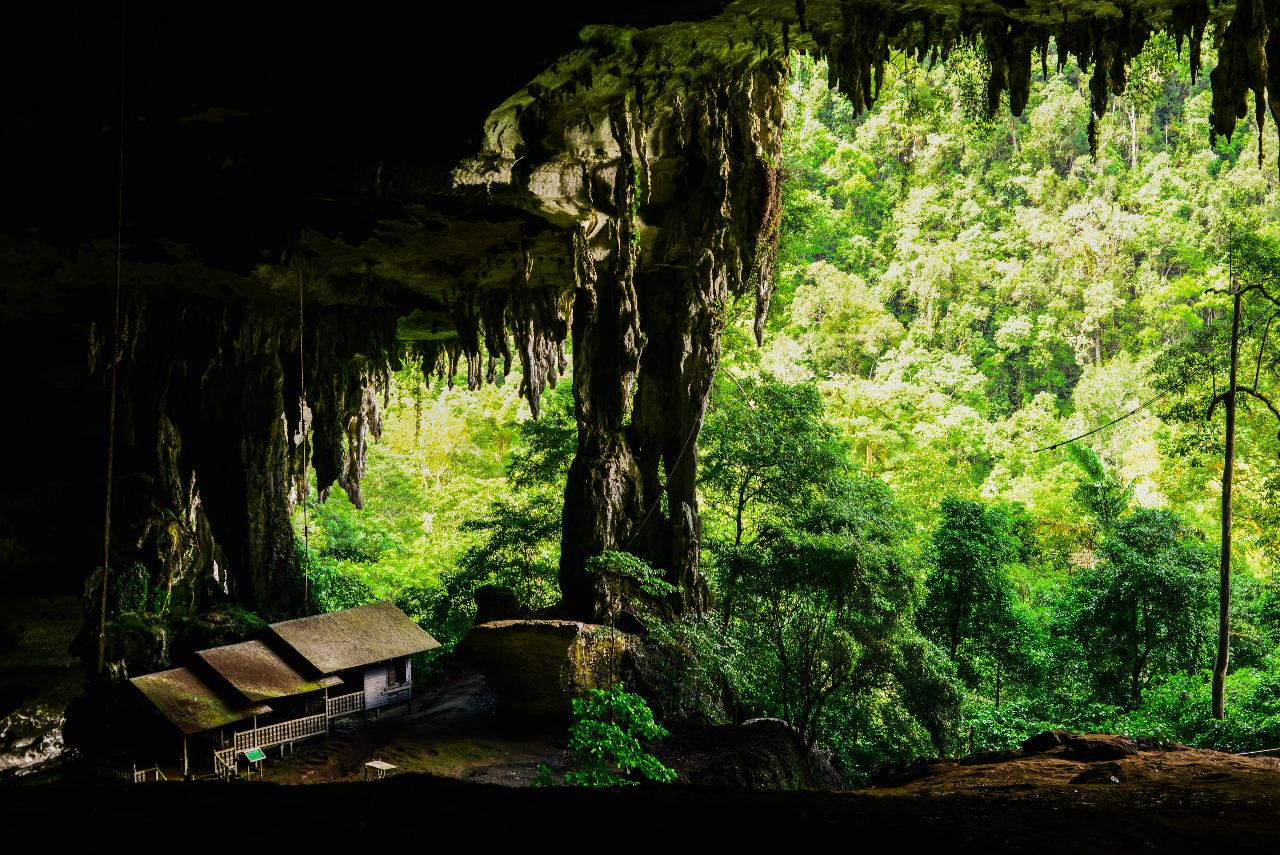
[{"left": 1032, "top": 301, "right": 1280, "bottom": 453}]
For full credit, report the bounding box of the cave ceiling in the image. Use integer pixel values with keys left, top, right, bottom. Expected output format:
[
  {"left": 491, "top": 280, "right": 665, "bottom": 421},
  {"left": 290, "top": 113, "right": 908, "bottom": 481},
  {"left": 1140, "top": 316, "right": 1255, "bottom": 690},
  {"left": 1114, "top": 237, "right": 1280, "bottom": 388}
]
[{"left": 3, "top": 2, "right": 1259, "bottom": 395}]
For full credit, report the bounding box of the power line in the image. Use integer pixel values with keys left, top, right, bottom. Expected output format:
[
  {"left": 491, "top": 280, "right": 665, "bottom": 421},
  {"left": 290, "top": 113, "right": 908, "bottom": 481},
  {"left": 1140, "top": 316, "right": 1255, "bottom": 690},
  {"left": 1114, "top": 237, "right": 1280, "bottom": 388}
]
[
  {"left": 1033, "top": 302, "right": 1280, "bottom": 454},
  {"left": 1032, "top": 388, "right": 1172, "bottom": 453}
]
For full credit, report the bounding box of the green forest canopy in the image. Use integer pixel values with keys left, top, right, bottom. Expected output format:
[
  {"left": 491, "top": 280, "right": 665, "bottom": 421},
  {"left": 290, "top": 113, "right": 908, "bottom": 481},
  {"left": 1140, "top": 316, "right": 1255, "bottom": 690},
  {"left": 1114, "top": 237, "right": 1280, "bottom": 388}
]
[{"left": 291, "top": 38, "right": 1280, "bottom": 783}]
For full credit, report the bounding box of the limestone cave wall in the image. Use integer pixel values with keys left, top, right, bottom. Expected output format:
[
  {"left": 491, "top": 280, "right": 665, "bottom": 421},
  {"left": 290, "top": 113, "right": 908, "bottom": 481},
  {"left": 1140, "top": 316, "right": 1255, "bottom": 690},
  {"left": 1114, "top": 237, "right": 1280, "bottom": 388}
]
[{"left": 93, "top": 290, "right": 401, "bottom": 618}]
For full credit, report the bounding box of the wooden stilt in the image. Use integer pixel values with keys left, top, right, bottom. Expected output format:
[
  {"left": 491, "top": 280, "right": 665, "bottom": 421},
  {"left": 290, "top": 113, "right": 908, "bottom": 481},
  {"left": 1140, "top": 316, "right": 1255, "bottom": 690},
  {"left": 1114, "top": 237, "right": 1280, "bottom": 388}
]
[{"left": 182, "top": 734, "right": 188, "bottom": 778}]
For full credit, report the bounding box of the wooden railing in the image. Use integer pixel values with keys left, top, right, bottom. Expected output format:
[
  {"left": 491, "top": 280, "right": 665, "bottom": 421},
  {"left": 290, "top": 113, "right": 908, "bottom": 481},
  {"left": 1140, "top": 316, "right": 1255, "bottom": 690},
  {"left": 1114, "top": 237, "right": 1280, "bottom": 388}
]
[
  {"left": 208, "top": 690, "right": 374, "bottom": 781},
  {"left": 386, "top": 685, "right": 411, "bottom": 706},
  {"left": 233, "top": 713, "right": 326, "bottom": 752},
  {"left": 98, "top": 765, "right": 132, "bottom": 782},
  {"left": 132, "top": 765, "right": 166, "bottom": 783},
  {"left": 213, "top": 747, "right": 237, "bottom": 780},
  {"left": 327, "top": 690, "right": 365, "bottom": 719}
]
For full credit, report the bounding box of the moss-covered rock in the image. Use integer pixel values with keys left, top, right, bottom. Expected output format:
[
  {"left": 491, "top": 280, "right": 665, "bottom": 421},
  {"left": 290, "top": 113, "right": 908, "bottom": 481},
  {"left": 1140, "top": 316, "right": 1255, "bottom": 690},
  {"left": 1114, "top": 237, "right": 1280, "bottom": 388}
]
[{"left": 460, "top": 620, "right": 634, "bottom": 716}]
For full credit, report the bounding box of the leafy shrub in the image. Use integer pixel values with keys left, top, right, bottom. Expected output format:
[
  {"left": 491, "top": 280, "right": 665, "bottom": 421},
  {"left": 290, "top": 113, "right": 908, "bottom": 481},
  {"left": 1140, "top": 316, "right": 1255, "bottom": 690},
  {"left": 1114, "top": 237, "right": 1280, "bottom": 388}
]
[
  {"left": 543, "top": 685, "right": 677, "bottom": 787},
  {"left": 314, "top": 498, "right": 399, "bottom": 563},
  {"left": 585, "top": 550, "right": 677, "bottom": 598},
  {"left": 1105, "top": 662, "right": 1280, "bottom": 751}
]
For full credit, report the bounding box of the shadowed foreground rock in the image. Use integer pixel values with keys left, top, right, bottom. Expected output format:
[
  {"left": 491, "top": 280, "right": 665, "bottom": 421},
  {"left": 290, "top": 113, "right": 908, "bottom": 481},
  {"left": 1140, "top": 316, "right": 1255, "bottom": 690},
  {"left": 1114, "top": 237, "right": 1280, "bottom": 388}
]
[
  {"left": 4, "top": 771, "right": 1280, "bottom": 852},
  {"left": 657, "top": 718, "right": 842, "bottom": 790}
]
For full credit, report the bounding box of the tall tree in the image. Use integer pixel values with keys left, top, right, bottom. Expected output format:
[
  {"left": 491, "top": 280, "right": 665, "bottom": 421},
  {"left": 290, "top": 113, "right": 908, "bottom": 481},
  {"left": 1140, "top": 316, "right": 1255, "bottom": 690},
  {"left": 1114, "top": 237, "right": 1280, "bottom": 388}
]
[
  {"left": 919, "top": 498, "right": 1024, "bottom": 664},
  {"left": 1157, "top": 232, "right": 1280, "bottom": 719},
  {"left": 701, "top": 375, "right": 848, "bottom": 623},
  {"left": 725, "top": 476, "right": 935, "bottom": 756},
  {"left": 1060, "top": 508, "right": 1215, "bottom": 708}
]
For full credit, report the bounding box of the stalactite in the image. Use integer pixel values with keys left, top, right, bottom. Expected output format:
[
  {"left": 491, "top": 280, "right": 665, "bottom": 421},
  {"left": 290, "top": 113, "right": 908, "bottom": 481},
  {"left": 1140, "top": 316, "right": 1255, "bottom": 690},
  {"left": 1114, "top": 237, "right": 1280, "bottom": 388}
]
[
  {"left": 98, "top": 290, "right": 403, "bottom": 616},
  {"left": 1210, "top": 0, "right": 1270, "bottom": 164},
  {"left": 1266, "top": 0, "right": 1280, "bottom": 176},
  {"left": 480, "top": 290, "right": 512, "bottom": 384},
  {"left": 441, "top": 295, "right": 484, "bottom": 391},
  {"left": 510, "top": 285, "right": 571, "bottom": 417},
  {"left": 801, "top": 1, "right": 1280, "bottom": 169},
  {"left": 983, "top": 22, "right": 1010, "bottom": 116}
]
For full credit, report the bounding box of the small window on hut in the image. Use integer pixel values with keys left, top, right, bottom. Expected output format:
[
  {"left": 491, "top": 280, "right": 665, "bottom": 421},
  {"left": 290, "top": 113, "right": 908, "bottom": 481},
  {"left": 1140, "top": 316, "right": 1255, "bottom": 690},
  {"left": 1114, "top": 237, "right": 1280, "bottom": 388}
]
[{"left": 387, "top": 659, "right": 407, "bottom": 686}]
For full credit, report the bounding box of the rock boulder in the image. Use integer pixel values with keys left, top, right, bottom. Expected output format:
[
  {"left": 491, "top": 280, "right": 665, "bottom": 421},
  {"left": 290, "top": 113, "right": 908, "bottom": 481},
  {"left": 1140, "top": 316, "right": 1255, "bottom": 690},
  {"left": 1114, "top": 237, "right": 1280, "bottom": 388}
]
[
  {"left": 460, "top": 620, "right": 633, "bottom": 716},
  {"left": 657, "top": 718, "right": 843, "bottom": 790}
]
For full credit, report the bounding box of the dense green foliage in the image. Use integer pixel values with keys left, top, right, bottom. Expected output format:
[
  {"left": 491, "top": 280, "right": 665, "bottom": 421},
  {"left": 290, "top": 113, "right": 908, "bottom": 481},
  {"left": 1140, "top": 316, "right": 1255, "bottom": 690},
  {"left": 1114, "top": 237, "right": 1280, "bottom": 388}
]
[
  {"left": 292, "top": 40, "right": 1280, "bottom": 785},
  {"left": 741, "top": 43, "right": 1280, "bottom": 774},
  {"left": 543, "top": 685, "right": 677, "bottom": 787},
  {"left": 1059, "top": 508, "right": 1216, "bottom": 707},
  {"left": 919, "top": 497, "right": 1038, "bottom": 698}
]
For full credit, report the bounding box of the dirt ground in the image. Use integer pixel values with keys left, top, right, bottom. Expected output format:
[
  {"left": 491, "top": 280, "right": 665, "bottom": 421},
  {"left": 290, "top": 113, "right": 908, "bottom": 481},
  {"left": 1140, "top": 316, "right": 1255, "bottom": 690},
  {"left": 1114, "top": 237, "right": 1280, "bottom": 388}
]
[
  {"left": 862, "top": 730, "right": 1280, "bottom": 842},
  {"left": 259, "top": 672, "right": 577, "bottom": 786},
  {"left": 869, "top": 730, "right": 1280, "bottom": 798}
]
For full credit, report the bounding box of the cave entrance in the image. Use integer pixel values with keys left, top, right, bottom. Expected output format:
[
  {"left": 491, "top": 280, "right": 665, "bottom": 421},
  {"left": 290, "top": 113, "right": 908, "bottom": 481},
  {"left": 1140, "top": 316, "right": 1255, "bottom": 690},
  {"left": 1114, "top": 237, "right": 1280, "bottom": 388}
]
[
  {"left": 275, "top": 35, "right": 1280, "bottom": 781},
  {"left": 299, "top": 35, "right": 1255, "bottom": 650}
]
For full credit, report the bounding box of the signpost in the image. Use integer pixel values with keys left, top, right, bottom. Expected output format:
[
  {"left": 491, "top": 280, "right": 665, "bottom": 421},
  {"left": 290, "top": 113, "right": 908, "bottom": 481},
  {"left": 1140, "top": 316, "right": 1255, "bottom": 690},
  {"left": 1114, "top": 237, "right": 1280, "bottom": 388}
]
[{"left": 243, "top": 747, "right": 266, "bottom": 780}]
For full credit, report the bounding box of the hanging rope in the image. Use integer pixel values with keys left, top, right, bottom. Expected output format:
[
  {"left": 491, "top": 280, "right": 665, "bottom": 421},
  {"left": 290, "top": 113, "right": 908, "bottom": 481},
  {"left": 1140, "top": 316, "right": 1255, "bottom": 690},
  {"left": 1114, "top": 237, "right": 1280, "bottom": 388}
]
[
  {"left": 98, "top": 10, "right": 126, "bottom": 676},
  {"left": 297, "top": 245, "right": 310, "bottom": 613}
]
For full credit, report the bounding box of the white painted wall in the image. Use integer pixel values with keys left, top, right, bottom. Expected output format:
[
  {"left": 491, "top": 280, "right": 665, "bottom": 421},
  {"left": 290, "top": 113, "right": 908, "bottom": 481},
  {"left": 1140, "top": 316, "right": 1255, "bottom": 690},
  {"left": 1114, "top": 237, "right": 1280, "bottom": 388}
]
[
  {"left": 362, "top": 657, "right": 411, "bottom": 709},
  {"left": 363, "top": 663, "right": 389, "bottom": 709}
]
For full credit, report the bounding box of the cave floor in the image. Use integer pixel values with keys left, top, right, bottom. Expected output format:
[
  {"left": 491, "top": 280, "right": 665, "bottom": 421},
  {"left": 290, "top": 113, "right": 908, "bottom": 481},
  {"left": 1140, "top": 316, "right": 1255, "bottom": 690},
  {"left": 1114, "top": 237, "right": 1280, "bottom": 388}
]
[
  {"left": 141, "top": 672, "right": 1280, "bottom": 851},
  {"left": 2, "top": 769, "right": 1278, "bottom": 851}
]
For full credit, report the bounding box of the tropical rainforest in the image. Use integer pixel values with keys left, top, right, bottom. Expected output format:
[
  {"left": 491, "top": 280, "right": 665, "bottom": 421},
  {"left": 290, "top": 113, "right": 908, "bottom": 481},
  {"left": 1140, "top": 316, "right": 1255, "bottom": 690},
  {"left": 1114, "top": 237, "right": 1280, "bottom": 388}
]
[{"left": 296, "top": 38, "right": 1280, "bottom": 784}]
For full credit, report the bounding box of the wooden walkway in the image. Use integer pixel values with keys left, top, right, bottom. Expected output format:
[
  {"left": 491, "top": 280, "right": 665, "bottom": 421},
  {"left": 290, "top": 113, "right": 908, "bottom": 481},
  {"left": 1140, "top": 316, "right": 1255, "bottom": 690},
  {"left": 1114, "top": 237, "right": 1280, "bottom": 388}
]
[{"left": 213, "top": 691, "right": 368, "bottom": 779}]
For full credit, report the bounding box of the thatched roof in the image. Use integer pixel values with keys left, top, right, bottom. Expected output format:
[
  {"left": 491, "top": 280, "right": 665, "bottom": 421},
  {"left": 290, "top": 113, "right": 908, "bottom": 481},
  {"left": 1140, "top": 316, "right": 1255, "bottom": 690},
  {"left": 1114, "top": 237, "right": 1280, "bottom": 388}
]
[
  {"left": 268, "top": 600, "right": 441, "bottom": 674},
  {"left": 196, "top": 639, "right": 342, "bottom": 704},
  {"left": 130, "top": 667, "right": 271, "bottom": 735}
]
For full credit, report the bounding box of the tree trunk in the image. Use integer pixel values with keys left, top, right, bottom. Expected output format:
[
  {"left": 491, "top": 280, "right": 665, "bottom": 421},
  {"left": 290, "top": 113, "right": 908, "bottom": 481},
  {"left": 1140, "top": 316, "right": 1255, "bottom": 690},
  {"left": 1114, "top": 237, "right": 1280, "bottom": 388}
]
[
  {"left": 1131, "top": 601, "right": 1142, "bottom": 708},
  {"left": 1213, "top": 285, "right": 1241, "bottom": 720},
  {"left": 1129, "top": 104, "right": 1138, "bottom": 170}
]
